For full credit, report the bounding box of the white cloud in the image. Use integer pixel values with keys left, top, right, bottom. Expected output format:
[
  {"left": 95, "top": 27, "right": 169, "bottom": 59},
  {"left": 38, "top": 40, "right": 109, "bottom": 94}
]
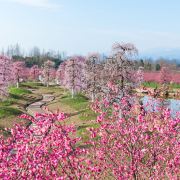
[{"left": 7, "top": 0, "right": 61, "bottom": 9}]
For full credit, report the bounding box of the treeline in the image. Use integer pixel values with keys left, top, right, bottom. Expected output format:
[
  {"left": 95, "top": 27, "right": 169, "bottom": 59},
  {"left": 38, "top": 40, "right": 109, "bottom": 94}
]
[
  {"left": 1, "top": 44, "right": 64, "bottom": 68},
  {"left": 12, "top": 55, "right": 63, "bottom": 69},
  {"left": 134, "top": 58, "right": 180, "bottom": 71},
  {"left": 1, "top": 43, "right": 180, "bottom": 71}
]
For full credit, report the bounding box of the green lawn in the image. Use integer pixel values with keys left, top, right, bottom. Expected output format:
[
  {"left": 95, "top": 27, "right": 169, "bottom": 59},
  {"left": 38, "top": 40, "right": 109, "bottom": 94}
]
[
  {"left": 0, "top": 107, "right": 22, "bottom": 118},
  {"left": 1, "top": 83, "right": 98, "bottom": 141},
  {"left": 45, "top": 90, "right": 99, "bottom": 142},
  {"left": 143, "top": 82, "right": 160, "bottom": 88},
  {"left": 60, "top": 93, "right": 89, "bottom": 110},
  {"left": 9, "top": 87, "right": 32, "bottom": 95},
  {"left": 143, "top": 81, "right": 180, "bottom": 89},
  {"left": 60, "top": 93, "right": 98, "bottom": 122},
  {"left": 20, "top": 81, "right": 44, "bottom": 89},
  {"left": 170, "top": 83, "right": 180, "bottom": 89},
  {"left": 0, "top": 85, "right": 42, "bottom": 133}
]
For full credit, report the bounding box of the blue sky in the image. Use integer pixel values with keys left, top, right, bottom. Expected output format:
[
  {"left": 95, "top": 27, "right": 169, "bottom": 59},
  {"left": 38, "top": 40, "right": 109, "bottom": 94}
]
[{"left": 0, "top": 0, "right": 180, "bottom": 57}]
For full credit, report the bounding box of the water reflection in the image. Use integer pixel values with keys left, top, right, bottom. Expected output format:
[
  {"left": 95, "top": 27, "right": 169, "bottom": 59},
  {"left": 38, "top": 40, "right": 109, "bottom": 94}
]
[{"left": 141, "top": 96, "right": 180, "bottom": 118}]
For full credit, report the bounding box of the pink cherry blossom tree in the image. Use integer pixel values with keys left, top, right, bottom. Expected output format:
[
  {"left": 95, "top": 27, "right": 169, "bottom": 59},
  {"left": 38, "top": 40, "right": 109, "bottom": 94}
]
[
  {"left": 29, "top": 65, "right": 40, "bottom": 81},
  {"left": 0, "top": 56, "right": 13, "bottom": 98},
  {"left": 108, "top": 42, "right": 137, "bottom": 94},
  {"left": 56, "top": 61, "right": 66, "bottom": 86},
  {"left": 12, "top": 61, "right": 26, "bottom": 88},
  {"left": 100, "top": 43, "right": 138, "bottom": 118},
  {"left": 0, "top": 113, "right": 99, "bottom": 179},
  {"left": 89, "top": 83, "right": 180, "bottom": 179},
  {"left": 0, "top": 43, "right": 179, "bottom": 179},
  {"left": 42, "top": 60, "right": 55, "bottom": 87},
  {"left": 23, "top": 67, "right": 32, "bottom": 82},
  {"left": 172, "top": 73, "right": 180, "bottom": 84},
  {"left": 0, "top": 95, "right": 179, "bottom": 179},
  {"left": 159, "top": 66, "right": 172, "bottom": 84},
  {"left": 63, "top": 56, "right": 85, "bottom": 98},
  {"left": 136, "top": 66, "right": 144, "bottom": 87},
  {"left": 84, "top": 53, "right": 101, "bottom": 102},
  {"left": 50, "top": 68, "right": 57, "bottom": 82}
]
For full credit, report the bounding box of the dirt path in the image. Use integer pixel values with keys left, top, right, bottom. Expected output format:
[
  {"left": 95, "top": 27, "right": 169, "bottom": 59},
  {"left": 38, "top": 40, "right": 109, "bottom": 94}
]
[
  {"left": 26, "top": 87, "right": 96, "bottom": 129},
  {"left": 26, "top": 94, "right": 55, "bottom": 117}
]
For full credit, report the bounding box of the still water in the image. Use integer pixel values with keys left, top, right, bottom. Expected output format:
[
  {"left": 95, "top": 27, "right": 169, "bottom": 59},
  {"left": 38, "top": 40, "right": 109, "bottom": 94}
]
[{"left": 141, "top": 96, "right": 180, "bottom": 118}]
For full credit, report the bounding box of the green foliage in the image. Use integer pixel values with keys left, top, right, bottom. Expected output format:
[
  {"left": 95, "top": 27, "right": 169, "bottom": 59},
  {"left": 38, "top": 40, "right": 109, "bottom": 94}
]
[
  {"left": 144, "top": 62, "right": 152, "bottom": 71},
  {"left": 52, "top": 58, "right": 63, "bottom": 68},
  {"left": 24, "top": 56, "right": 63, "bottom": 68},
  {"left": 170, "top": 83, "right": 180, "bottom": 89},
  {"left": 155, "top": 63, "right": 161, "bottom": 71},
  {"left": 24, "top": 57, "right": 41, "bottom": 68},
  {"left": 0, "top": 99, "right": 16, "bottom": 106},
  {"left": 77, "top": 123, "right": 99, "bottom": 141},
  {"left": 0, "top": 107, "right": 22, "bottom": 118},
  {"left": 77, "top": 123, "right": 99, "bottom": 131},
  {"left": 79, "top": 109, "right": 98, "bottom": 121},
  {"left": 60, "top": 92, "right": 98, "bottom": 126},
  {"left": 143, "top": 82, "right": 160, "bottom": 88},
  {"left": 9, "top": 87, "right": 32, "bottom": 95},
  {"left": 21, "top": 82, "right": 43, "bottom": 89},
  {"left": 143, "top": 81, "right": 180, "bottom": 89},
  {"left": 61, "top": 93, "right": 89, "bottom": 111},
  {"left": 0, "top": 127, "right": 11, "bottom": 137},
  {"left": 0, "top": 84, "right": 41, "bottom": 123},
  {"left": 140, "top": 59, "right": 144, "bottom": 67}
]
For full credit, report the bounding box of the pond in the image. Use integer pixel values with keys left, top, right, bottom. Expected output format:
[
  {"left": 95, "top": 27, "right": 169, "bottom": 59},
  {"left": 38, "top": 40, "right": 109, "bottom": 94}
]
[{"left": 141, "top": 96, "right": 180, "bottom": 118}]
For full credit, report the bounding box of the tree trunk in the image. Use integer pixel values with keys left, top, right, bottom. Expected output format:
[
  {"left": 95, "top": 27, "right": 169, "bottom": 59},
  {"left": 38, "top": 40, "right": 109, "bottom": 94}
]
[
  {"left": 91, "top": 92, "right": 95, "bottom": 102},
  {"left": 16, "top": 82, "right": 19, "bottom": 88},
  {"left": 118, "top": 109, "right": 123, "bottom": 119},
  {"left": 71, "top": 88, "right": 74, "bottom": 98}
]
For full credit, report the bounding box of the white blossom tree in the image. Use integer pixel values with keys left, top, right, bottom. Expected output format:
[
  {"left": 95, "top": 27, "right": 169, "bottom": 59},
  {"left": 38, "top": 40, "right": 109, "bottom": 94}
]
[
  {"left": 42, "top": 60, "right": 55, "bottom": 87},
  {"left": 0, "top": 56, "right": 13, "bottom": 98},
  {"left": 63, "top": 56, "right": 85, "bottom": 98}
]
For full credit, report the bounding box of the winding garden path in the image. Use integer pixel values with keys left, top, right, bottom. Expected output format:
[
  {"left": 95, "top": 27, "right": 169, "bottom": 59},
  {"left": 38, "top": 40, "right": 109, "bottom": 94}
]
[
  {"left": 26, "top": 94, "right": 55, "bottom": 131},
  {"left": 26, "top": 88, "right": 96, "bottom": 131},
  {"left": 26, "top": 94, "right": 55, "bottom": 117}
]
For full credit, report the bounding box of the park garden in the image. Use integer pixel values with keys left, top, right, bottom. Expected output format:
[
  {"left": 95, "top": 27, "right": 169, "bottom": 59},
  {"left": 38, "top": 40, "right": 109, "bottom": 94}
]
[{"left": 0, "top": 43, "right": 179, "bottom": 179}]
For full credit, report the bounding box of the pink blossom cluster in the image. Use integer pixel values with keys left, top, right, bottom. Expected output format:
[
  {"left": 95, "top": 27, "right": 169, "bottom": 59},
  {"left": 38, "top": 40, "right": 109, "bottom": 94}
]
[
  {"left": 0, "top": 56, "right": 13, "bottom": 97},
  {"left": 0, "top": 56, "right": 35, "bottom": 96},
  {"left": 1, "top": 88, "right": 179, "bottom": 179},
  {"left": 0, "top": 113, "right": 99, "bottom": 179},
  {"left": 89, "top": 81, "right": 180, "bottom": 179},
  {"left": 29, "top": 65, "right": 40, "bottom": 81},
  {"left": 41, "top": 60, "right": 56, "bottom": 87},
  {"left": 56, "top": 56, "right": 86, "bottom": 98}
]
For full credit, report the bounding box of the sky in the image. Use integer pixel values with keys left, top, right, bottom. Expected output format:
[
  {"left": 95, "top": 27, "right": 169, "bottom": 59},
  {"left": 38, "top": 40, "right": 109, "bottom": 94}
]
[{"left": 0, "top": 0, "right": 180, "bottom": 57}]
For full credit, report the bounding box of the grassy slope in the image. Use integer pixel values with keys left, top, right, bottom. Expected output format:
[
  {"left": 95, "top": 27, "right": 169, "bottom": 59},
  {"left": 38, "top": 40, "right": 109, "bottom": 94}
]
[
  {"left": 60, "top": 93, "right": 99, "bottom": 141},
  {"left": 42, "top": 88, "right": 99, "bottom": 141},
  {"left": 1, "top": 82, "right": 98, "bottom": 140},
  {"left": 0, "top": 82, "right": 42, "bottom": 132},
  {"left": 1, "top": 81, "right": 179, "bottom": 137},
  {"left": 143, "top": 81, "right": 180, "bottom": 89}
]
